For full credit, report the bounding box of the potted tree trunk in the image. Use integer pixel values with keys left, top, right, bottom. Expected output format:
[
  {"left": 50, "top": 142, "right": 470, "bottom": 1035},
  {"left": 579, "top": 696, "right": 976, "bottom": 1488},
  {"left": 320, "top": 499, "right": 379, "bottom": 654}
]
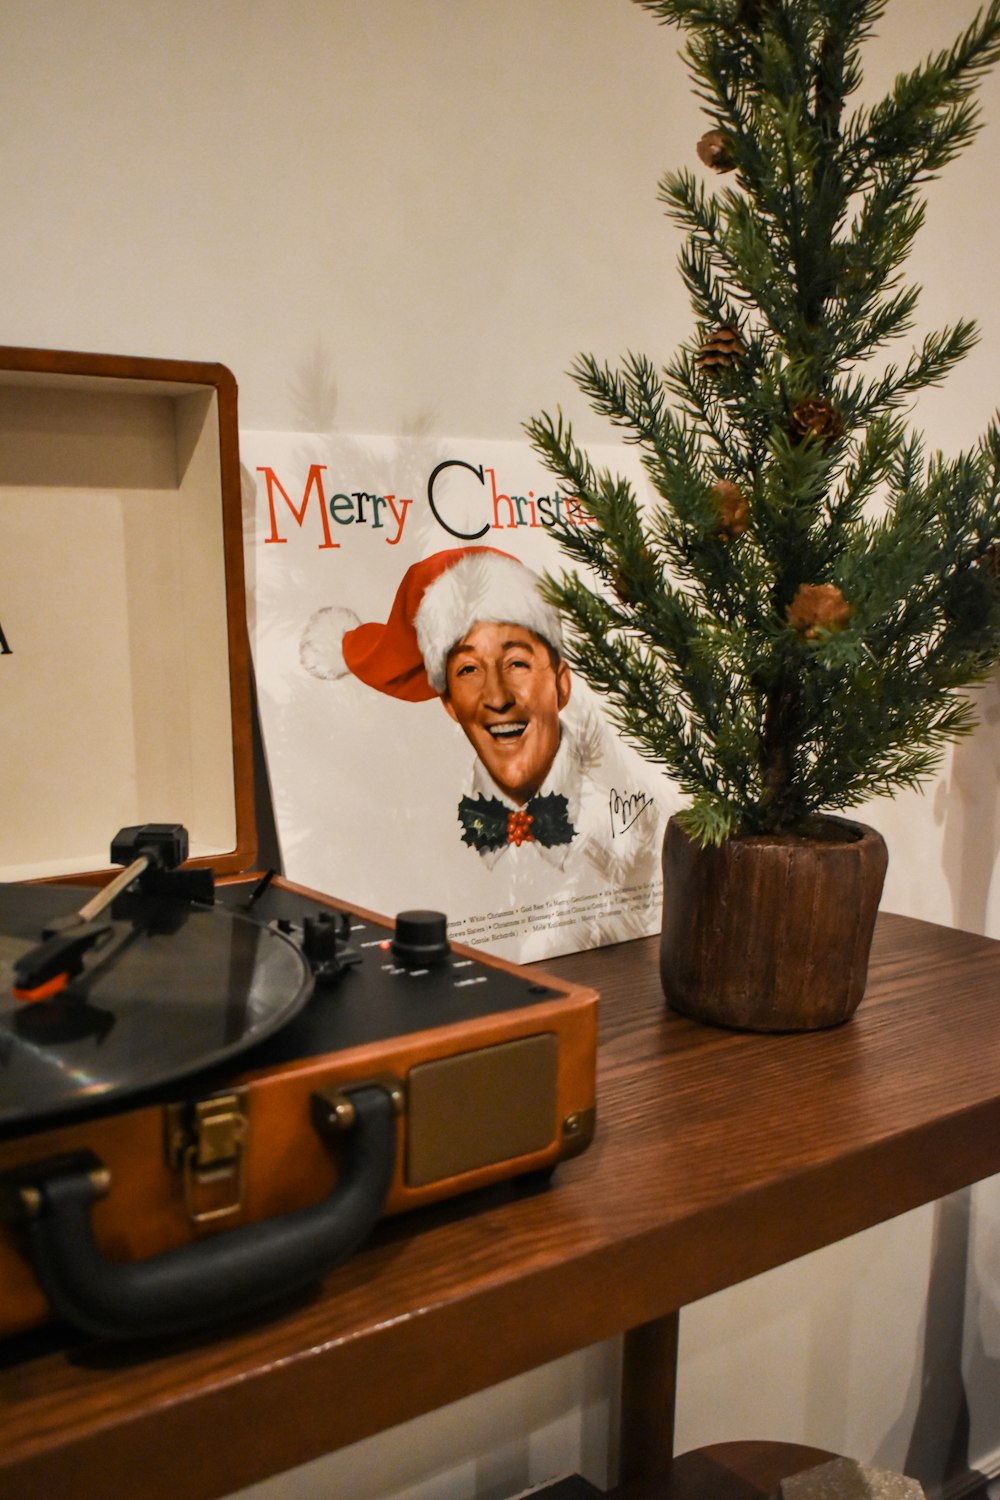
[{"left": 527, "top": 0, "right": 1000, "bottom": 1030}]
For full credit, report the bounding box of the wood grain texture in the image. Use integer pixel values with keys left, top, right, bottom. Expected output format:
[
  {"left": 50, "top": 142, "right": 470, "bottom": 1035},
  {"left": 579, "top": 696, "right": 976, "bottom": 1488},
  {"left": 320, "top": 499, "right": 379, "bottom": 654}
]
[
  {"left": 660, "top": 817, "right": 887, "bottom": 1030},
  {"left": 620, "top": 1313, "right": 680, "bottom": 1485},
  {"left": 2, "top": 912, "right": 1000, "bottom": 1500}
]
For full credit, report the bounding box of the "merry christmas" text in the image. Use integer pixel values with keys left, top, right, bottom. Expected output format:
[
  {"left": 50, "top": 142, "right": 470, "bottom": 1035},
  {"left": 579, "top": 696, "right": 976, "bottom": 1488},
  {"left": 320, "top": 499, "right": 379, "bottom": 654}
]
[{"left": 257, "top": 458, "right": 596, "bottom": 550}]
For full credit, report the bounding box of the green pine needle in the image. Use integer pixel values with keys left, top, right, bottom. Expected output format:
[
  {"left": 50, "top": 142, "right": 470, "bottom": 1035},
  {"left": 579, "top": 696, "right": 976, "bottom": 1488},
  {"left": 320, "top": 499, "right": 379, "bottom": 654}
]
[{"left": 525, "top": 0, "right": 1000, "bottom": 845}]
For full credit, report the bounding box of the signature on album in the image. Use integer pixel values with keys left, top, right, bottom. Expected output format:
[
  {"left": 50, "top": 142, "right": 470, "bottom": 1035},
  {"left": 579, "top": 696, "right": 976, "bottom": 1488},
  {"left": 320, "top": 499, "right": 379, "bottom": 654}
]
[{"left": 609, "top": 788, "right": 653, "bottom": 838}]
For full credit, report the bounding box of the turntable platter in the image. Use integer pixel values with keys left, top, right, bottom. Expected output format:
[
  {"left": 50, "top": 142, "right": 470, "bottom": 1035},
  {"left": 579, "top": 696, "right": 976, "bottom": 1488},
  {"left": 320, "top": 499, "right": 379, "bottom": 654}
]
[{"left": 0, "top": 882, "right": 313, "bottom": 1129}]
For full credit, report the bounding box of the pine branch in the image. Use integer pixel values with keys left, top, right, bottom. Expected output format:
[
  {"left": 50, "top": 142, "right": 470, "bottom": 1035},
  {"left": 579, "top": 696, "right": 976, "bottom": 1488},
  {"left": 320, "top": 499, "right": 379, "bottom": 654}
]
[
  {"left": 632, "top": 0, "right": 735, "bottom": 31},
  {"left": 849, "top": 2, "right": 1000, "bottom": 188},
  {"left": 526, "top": 0, "right": 1000, "bottom": 842},
  {"left": 840, "top": 320, "right": 981, "bottom": 426}
]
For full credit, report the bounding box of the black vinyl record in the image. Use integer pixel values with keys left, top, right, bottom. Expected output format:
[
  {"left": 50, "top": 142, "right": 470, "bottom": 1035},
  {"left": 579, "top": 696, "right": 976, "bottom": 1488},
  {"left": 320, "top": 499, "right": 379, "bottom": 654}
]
[{"left": 0, "top": 882, "right": 313, "bottom": 1129}]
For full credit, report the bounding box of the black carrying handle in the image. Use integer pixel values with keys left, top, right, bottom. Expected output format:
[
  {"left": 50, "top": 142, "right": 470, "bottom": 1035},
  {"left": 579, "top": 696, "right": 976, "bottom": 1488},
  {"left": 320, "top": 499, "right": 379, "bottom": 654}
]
[{"left": 17, "top": 1084, "right": 397, "bottom": 1341}]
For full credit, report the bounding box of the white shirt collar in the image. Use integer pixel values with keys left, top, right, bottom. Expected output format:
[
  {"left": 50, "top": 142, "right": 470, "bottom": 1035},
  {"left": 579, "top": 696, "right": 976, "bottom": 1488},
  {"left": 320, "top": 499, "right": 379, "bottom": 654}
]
[{"left": 465, "top": 724, "right": 582, "bottom": 869}]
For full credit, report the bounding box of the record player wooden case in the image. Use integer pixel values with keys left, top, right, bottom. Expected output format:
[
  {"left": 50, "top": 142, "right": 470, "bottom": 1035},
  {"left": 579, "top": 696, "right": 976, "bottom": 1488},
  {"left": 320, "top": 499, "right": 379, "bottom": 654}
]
[{"left": 0, "top": 346, "right": 597, "bottom": 1342}]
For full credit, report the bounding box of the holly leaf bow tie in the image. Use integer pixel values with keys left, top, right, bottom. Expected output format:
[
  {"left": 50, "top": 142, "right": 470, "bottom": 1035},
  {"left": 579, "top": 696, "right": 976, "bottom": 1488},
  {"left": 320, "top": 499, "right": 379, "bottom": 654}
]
[{"left": 458, "top": 792, "right": 576, "bottom": 853}]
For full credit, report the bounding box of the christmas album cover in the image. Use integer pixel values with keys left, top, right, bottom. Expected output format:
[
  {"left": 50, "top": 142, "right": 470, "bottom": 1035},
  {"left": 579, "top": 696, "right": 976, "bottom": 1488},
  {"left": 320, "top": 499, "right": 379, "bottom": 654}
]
[{"left": 240, "top": 431, "right": 683, "bottom": 962}]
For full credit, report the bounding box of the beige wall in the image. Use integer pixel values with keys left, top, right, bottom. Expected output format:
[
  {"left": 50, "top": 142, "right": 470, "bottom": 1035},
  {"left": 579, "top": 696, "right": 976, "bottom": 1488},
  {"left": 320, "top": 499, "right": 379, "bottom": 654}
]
[{"left": 5, "top": 2, "right": 1000, "bottom": 1495}]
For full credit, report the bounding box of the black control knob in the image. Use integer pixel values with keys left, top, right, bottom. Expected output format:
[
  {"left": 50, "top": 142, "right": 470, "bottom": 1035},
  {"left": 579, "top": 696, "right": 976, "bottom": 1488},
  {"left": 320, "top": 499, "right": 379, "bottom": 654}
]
[{"left": 391, "top": 910, "right": 450, "bottom": 966}]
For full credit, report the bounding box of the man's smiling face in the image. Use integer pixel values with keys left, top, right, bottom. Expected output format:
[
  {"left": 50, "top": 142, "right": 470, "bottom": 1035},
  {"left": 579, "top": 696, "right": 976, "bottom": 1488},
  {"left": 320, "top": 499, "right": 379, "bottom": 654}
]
[{"left": 442, "top": 620, "right": 571, "bottom": 805}]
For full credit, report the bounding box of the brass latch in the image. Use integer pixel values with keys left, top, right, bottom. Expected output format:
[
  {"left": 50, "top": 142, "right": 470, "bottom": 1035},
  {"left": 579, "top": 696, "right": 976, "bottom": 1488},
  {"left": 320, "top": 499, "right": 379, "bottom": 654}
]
[{"left": 165, "top": 1091, "right": 248, "bottom": 1224}]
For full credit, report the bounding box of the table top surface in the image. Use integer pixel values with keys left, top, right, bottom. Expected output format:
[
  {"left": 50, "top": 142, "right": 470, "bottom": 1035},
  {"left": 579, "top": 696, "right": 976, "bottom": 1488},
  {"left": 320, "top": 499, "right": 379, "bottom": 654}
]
[{"left": 4, "top": 910, "right": 1000, "bottom": 1500}]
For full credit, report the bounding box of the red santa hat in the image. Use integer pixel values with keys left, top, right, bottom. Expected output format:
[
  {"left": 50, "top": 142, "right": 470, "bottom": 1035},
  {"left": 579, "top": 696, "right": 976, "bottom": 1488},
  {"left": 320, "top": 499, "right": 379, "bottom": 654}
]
[{"left": 302, "top": 546, "right": 564, "bottom": 702}]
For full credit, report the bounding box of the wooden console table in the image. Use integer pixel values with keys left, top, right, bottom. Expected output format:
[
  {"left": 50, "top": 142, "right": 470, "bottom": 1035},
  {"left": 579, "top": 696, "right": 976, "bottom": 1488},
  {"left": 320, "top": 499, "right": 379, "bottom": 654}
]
[{"left": 3, "top": 911, "right": 1000, "bottom": 1500}]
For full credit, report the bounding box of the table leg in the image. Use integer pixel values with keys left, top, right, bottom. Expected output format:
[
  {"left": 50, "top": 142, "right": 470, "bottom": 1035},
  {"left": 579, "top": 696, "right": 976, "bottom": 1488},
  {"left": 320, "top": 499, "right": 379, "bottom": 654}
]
[{"left": 618, "top": 1310, "right": 680, "bottom": 1486}]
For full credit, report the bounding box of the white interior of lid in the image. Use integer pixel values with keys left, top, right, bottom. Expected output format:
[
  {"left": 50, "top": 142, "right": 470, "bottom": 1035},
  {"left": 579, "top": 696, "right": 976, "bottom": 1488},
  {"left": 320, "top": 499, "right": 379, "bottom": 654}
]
[{"left": 0, "top": 374, "right": 238, "bottom": 880}]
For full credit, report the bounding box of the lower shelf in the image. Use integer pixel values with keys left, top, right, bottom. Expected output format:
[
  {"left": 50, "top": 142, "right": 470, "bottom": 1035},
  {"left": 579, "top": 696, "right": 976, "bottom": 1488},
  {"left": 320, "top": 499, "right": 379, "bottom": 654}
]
[
  {"left": 517, "top": 1479, "right": 604, "bottom": 1499},
  {"left": 609, "top": 1442, "right": 840, "bottom": 1499}
]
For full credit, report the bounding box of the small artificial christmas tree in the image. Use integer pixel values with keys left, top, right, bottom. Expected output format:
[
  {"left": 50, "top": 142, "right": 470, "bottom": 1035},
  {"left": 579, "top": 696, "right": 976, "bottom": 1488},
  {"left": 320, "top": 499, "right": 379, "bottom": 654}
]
[{"left": 527, "top": 0, "right": 1000, "bottom": 848}]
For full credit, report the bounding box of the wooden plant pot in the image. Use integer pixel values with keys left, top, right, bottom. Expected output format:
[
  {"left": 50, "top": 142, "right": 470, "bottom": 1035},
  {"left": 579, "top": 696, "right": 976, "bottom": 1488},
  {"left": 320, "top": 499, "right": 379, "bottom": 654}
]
[{"left": 660, "top": 815, "right": 888, "bottom": 1032}]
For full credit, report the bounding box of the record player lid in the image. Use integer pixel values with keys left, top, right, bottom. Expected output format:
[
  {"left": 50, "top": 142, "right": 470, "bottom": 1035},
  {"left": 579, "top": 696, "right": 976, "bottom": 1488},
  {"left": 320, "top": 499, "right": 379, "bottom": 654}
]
[
  {"left": 0, "top": 346, "right": 255, "bottom": 886},
  {"left": 0, "top": 881, "right": 313, "bottom": 1130}
]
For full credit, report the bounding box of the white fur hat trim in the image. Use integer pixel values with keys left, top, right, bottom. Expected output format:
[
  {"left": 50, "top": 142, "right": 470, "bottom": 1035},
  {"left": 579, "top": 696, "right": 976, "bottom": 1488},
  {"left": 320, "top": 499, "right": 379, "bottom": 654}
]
[
  {"left": 300, "top": 605, "right": 362, "bottom": 680},
  {"left": 415, "top": 552, "right": 563, "bottom": 694}
]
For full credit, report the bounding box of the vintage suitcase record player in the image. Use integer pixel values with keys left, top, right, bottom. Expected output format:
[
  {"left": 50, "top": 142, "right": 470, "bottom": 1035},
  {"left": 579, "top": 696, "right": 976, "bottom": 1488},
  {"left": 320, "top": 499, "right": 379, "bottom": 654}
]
[{"left": 0, "top": 346, "right": 598, "bottom": 1342}]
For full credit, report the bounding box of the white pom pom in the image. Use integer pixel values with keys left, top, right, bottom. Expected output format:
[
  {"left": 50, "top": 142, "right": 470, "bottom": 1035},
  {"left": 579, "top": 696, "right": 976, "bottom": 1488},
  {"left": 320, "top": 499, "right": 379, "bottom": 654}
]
[{"left": 300, "top": 605, "right": 361, "bottom": 681}]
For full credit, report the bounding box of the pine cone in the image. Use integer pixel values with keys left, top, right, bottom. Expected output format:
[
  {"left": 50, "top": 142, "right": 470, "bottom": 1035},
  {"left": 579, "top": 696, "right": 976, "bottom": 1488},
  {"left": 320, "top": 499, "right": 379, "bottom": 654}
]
[
  {"left": 611, "top": 568, "right": 638, "bottom": 607},
  {"left": 611, "top": 548, "right": 657, "bottom": 606},
  {"left": 977, "top": 542, "right": 1000, "bottom": 580},
  {"left": 696, "top": 130, "right": 736, "bottom": 173},
  {"left": 697, "top": 324, "right": 745, "bottom": 375},
  {"left": 786, "top": 583, "right": 851, "bottom": 639},
  {"left": 712, "top": 479, "right": 750, "bottom": 540},
  {"left": 788, "top": 397, "right": 844, "bottom": 446}
]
